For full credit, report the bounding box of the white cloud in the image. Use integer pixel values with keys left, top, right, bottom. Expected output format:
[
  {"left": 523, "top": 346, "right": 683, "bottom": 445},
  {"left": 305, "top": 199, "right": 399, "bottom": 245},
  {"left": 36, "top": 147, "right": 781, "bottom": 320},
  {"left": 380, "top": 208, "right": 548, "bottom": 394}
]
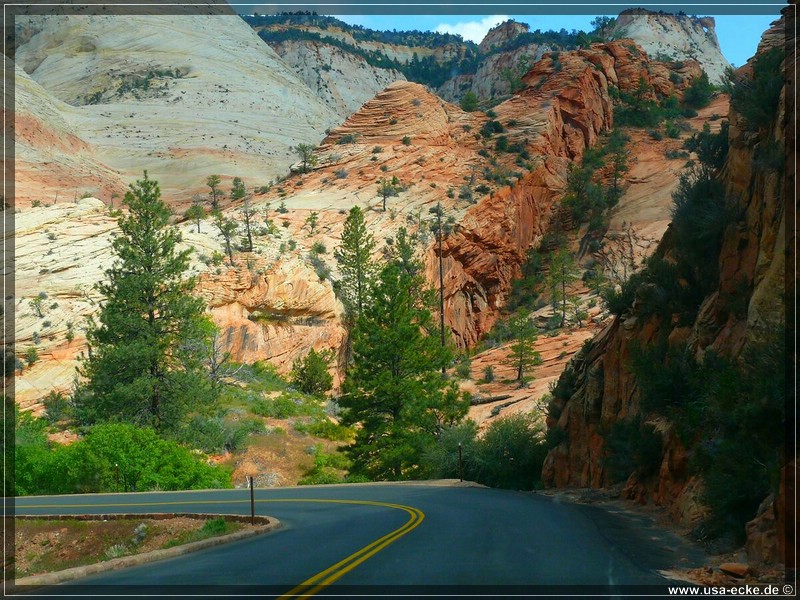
[{"left": 434, "top": 15, "right": 509, "bottom": 44}]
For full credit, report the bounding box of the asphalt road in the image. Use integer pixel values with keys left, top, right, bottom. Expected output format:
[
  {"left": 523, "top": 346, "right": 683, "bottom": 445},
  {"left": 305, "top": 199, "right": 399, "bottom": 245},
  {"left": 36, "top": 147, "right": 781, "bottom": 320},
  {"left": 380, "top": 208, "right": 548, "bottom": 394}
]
[{"left": 12, "top": 483, "right": 706, "bottom": 598}]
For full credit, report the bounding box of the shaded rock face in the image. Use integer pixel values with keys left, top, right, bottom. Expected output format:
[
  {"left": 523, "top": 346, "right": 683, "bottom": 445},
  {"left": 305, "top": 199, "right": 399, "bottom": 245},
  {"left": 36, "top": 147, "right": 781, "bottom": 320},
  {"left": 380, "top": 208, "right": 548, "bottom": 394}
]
[
  {"left": 543, "top": 14, "right": 789, "bottom": 546},
  {"left": 609, "top": 9, "right": 731, "bottom": 83},
  {"left": 438, "top": 43, "right": 553, "bottom": 103},
  {"left": 11, "top": 63, "right": 127, "bottom": 207}
]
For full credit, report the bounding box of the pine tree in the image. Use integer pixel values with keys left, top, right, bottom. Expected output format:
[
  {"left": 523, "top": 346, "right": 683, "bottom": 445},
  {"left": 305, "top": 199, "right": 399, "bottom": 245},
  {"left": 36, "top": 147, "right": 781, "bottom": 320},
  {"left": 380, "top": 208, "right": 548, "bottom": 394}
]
[
  {"left": 295, "top": 143, "right": 318, "bottom": 173},
  {"left": 290, "top": 348, "right": 334, "bottom": 397},
  {"left": 502, "top": 313, "right": 542, "bottom": 385},
  {"left": 206, "top": 175, "right": 222, "bottom": 210},
  {"left": 340, "top": 262, "right": 468, "bottom": 480},
  {"left": 230, "top": 177, "right": 246, "bottom": 201},
  {"left": 547, "top": 249, "right": 581, "bottom": 327},
  {"left": 333, "top": 206, "right": 377, "bottom": 318},
  {"left": 239, "top": 197, "right": 256, "bottom": 252},
  {"left": 213, "top": 211, "right": 238, "bottom": 266},
  {"left": 606, "top": 129, "right": 630, "bottom": 206},
  {"left": 377, "top": 178, "right": 398, "bottom": 212},
  {"left": 184, "top": 199, "right": 205, "bottom": 234},
  {"left": 460, "top": 91, "right": 479, "bottom": 112},
  {"left": 78, "top": 173, "right": 215, "bottom": 431}
]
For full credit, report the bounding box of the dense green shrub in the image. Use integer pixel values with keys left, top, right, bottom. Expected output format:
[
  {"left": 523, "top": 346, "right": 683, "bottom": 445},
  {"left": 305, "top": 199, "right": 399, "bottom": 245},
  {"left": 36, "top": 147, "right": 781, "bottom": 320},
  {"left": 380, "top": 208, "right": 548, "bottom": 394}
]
[
  {"left": 683, "top": 71, "right": 713, "bottom": 108},
  {"left": 683, "top": 121, "right": 729, "bottom": 169},
  {"left": 604, "top": 417, "right": 663, "bottom": 483},
  {"left": 251, "top": 392, "right": 324, "bottom": 419},
  {"left": 460, "top": 91, "right": 479, "bottom": 112},
  {"left": 728, "top": 47, "right": 784, "bottom": 131},
  {"left": 174, "top": 414, "right": 263, "bottom": 453},
  {"left": 290, "top": 349, "right": 333, "bottom": 397},
  {"left": 421, "top": 420, "right": 480, "bottom": 480},
  {"left": 294, "top": 418, "right": 353, "bottom": 441},
  {"left": 297, "top": 446, "right": 354, "bottom": 485},
  {"left": 550, "top": 363, "right": 577, "bottom": 402},
  {"left": 43, "top": 391, "right": 72, "bottom": 424},
  {"left": 480, "top": 120, "right": 504, "bottom": 138},
  {"left": 422, "top": 415, "right": 548, "bottom": 490},
  {"left": 14, "top": 417, "right": 232, "bottom": 496},
  {"left": 670, "top": 165, "right": 731, "bottom": 294},
  {"left": 473, "top": 413, "right": 548, "bottom": 490},
  {"left": 626, "top": 332, "right": 784, "bottom": 542},
  {"left": 601, "top": 271, "right": 644, "bottom": 316}
]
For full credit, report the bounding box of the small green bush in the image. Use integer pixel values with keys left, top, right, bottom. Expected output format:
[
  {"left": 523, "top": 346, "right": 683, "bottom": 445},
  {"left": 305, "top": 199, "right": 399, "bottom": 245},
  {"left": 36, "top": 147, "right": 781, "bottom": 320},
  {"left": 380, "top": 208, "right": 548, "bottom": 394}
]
[
  {"left": 459, "top": 91, "right": 479, "bottom": 112},
  {"left": 473, "top": 413, "right": 548, "bottom": 490},
  {"left": 683, "top": 71, "right": 713, "bottom": 108},
  {"left": 454, "top": 357, "right": 472, "bottom": 379},
  {"left": 290, "top": 349, "right": 333, "bottom": 397}
]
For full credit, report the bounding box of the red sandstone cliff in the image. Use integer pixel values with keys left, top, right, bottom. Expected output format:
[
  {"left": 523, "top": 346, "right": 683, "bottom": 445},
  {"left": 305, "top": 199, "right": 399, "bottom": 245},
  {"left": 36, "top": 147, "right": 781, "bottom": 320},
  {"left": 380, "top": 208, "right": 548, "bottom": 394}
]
[
  {"left": 432, "top": 40, "right": 695, "bottom": 347},
  {"left": 542, "top": 13, "right": 792, "bottom": 563}
]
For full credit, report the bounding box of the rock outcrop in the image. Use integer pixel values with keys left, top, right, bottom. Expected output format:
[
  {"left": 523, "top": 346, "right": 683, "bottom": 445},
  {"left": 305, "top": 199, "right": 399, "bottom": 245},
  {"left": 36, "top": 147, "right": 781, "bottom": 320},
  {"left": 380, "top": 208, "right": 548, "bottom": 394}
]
[
  {"left": 437, "top": 40, "right": 691, "bottom": 347},
  {"left": 11, "top": 63, "right": 127, "bottom": 207},
  {"left": 478, "top": 20, "right": 530, "bottom": 53},
  {"left": 265, "top": 39, "right": 406, "bottom": 120},
  {"left": 609, "top": 9, "right": 731, "bottom": 83},
  {"left": 542, "top": 13, "right": 789, "bottom": 552},
  {"left": 440, "top": 11, "right": 724, "bottom": 103}
]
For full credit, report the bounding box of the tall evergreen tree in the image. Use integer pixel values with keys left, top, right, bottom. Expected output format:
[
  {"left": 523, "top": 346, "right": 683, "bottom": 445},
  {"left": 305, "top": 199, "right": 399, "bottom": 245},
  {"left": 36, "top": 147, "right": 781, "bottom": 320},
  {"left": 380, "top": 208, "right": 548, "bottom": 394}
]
[
  {"left": 184, "top": 198, "right": 206, "bottom": 234},
  {"left": 377, "top": 177, "right": 399, "bottom": 212},
  {"left": 206, "top": 174, "right": 222, "bottom": 210},
  {"left": 239, "top": 197, "right": 256, "bottom": 252},
  {"left": 340, "top": 262, "right": 468, "bottom": 480},
  {"left": 333, "top": 206, "right": 377, "bottom": 318},
  {"left": 547, "top": 249, "right": 581, "bottom": 327},
  {"left": 295, "top": 143, "right": 318, "bottom": 173},
  {"left": 78, "top": 173, "right": 215, "bottom": 431},
  {"left": 606, "top": 129, "right": 630, "bottom": 206}
]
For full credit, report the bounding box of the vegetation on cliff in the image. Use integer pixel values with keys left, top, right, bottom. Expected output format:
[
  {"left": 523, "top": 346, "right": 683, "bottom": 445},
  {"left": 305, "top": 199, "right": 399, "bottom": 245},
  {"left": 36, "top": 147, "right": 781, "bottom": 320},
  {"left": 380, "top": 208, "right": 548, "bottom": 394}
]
[{"left": 550, "top": 38, "right": 787, "bottom": 543}]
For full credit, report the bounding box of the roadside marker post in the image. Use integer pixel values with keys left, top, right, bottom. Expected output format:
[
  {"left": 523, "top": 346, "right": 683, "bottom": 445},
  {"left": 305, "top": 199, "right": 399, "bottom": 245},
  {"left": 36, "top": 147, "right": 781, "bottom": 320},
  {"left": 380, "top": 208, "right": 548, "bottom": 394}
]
[
  {"left": 458, "top": 443, "right": 463, "bottom": 483},
  {"left": 249, "top": 476, "right": 255, "bottom": 524}
]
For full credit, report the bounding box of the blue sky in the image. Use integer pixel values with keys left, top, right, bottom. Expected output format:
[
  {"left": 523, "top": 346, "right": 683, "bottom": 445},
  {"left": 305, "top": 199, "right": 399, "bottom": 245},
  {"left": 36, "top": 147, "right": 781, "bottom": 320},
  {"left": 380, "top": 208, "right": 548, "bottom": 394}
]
[{"left": 235, "top": 5, "right": 781, "bottom": 68}]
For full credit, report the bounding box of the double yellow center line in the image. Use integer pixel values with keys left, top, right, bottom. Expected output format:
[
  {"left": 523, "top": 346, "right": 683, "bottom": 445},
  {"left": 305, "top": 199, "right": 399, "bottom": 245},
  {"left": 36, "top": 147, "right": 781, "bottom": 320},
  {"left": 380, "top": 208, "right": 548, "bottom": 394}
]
[
  {"left": 17, "top": 496, "right": 426, "bottom": 598},
  {"left": 275, "top": 499, "right": 424, "bottom": 598}
]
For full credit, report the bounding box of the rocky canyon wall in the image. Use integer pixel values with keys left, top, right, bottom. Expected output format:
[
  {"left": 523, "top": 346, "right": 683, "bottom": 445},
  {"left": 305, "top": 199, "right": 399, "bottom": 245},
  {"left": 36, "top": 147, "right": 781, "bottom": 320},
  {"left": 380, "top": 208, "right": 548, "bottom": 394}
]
[{"left": 542, "top": 13, "right": 791, "bottom": 561}]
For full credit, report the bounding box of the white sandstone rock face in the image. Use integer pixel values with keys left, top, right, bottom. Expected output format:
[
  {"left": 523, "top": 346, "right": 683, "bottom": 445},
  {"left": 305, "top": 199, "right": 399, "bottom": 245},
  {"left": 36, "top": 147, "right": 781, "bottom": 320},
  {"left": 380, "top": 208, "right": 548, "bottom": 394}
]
[
  {"left": 609, "top": 10, "right": 731, "bottom": 83},
  {"left": 13, "top": 13, "right": 341, "bottom": 203},
  {"left": 269, "top": 39, "right": 406, "bottom": 120},
  {"left": 13, "top": 198, "right": 116, "bottom": 411},
  {"left": 12, "top": 63, "right": 128, "bottom": 207}
]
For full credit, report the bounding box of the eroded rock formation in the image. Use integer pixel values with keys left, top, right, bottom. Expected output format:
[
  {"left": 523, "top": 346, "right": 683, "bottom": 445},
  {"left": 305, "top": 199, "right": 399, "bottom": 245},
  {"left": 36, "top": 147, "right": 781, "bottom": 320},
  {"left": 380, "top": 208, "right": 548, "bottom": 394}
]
[{"left": 542, "top": 14, "right": 790, "bottom": 558}]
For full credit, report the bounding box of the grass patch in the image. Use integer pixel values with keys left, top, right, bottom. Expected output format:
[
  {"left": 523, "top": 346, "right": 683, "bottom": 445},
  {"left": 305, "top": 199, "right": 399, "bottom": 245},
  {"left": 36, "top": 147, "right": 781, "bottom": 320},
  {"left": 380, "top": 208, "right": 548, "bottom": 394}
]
[{"left": 162, "top": 518, "right": 240, "bottom": 549}]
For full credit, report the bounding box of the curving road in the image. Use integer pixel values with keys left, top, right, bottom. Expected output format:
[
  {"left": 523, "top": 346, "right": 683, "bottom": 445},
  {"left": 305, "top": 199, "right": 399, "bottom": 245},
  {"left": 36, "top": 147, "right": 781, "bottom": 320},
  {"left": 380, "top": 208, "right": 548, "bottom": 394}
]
[{"left": 13, "top": 483, "right": 705, "bottom": 597}]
